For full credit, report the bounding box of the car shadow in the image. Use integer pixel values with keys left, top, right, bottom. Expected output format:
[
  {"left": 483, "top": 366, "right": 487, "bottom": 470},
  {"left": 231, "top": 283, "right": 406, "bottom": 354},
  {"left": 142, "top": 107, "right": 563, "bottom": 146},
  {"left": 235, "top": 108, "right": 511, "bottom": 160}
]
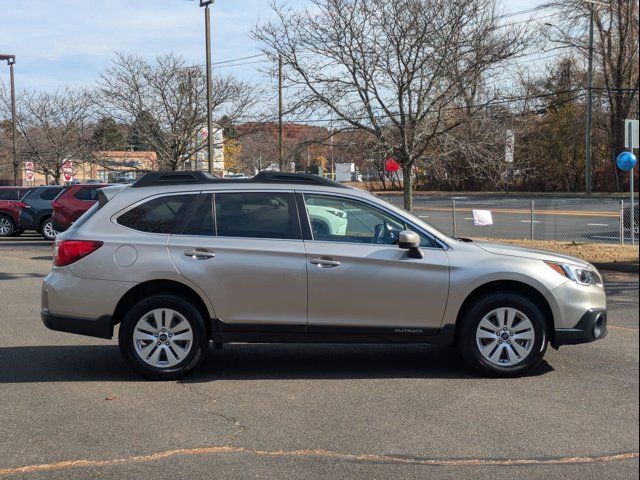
[
  {"left": 0, "top": 271, "right": 45, "bottom": 281},
  {"left": 0, "top": 343, "right": 553, "bottom": 383}
]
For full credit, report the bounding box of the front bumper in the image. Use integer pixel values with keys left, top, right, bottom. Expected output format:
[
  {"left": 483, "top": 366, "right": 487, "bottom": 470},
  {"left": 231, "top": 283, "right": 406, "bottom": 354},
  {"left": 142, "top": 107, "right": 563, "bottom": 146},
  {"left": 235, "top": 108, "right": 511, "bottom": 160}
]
[
  {"left": 553, "top": 308, "right": 608, "bottom": 347},
  {"left": 41, "top": 309, "right": 114, "bottom": 339}
]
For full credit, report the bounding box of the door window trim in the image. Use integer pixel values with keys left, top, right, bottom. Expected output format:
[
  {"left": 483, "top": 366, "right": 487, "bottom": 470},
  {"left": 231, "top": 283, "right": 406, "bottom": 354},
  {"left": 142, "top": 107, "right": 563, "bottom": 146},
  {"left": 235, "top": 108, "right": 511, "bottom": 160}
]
[{"left": 297, "top": 191, "right": 448, "bottom": 250}]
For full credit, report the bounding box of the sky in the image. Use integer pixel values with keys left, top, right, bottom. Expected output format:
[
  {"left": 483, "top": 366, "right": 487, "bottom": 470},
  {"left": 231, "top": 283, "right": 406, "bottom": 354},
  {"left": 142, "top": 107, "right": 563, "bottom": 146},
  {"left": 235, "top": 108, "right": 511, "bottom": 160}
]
[{"left": 0, "top": 0, "right": 548, "bottom": 92}]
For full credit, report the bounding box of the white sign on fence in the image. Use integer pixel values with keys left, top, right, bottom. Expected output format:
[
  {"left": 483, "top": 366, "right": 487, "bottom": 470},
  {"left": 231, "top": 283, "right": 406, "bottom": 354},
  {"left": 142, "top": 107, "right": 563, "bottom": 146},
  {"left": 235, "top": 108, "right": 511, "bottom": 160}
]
[
  {"left": 473, "top": 210, "right": 493, "bottom": 227},
  {"left": 625, "top": 119, "right": 639, "bottom": 149}
]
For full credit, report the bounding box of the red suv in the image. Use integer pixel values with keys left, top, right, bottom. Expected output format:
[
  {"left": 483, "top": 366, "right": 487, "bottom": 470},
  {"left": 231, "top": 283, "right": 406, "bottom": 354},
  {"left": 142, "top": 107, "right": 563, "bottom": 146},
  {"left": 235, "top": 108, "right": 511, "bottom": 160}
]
[
  {"left": 52, "top": 184, "right": 109, "bottom": 233},
  {"left": 0, "top": 187, "right": 32, "bottom": 237}
]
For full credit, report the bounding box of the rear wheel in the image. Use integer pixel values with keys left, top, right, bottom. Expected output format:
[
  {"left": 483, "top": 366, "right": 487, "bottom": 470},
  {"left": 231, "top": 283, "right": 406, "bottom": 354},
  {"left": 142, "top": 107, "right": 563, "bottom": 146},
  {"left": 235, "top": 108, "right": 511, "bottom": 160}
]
[
  {"left": 0, "top": 214, "right": 15, "bottom": 237},
  {"left": 458, "top": 292, "right": 548, "bottom": 377},
  {"left": 41, "top": 217, "right": 56, "bottom": 240},
  {"left": 118, "top": 294, "right": 209, "bottom": 380}
]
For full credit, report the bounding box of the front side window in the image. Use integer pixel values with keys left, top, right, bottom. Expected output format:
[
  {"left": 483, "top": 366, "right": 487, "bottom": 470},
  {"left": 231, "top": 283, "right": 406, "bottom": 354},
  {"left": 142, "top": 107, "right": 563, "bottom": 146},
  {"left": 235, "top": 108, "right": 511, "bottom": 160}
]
[
  {"left": 304, "top": 194, "right": 437, "bottom": 247},
  {"left": 117, "top": 195, "right": 195, "bottom": 234},
  {"left": 215, "top": 192, "right": 295, "bottom": 239}
]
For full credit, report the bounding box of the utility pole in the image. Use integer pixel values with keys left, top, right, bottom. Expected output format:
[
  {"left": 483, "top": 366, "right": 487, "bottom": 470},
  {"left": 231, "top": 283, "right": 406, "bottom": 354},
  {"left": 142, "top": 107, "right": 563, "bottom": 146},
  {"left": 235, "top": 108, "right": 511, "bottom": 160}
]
[
  {"left": 0, "top": 54, "right": 17, "bottom": 185},
  {"left": 585, "top": 1, "right": 595, "bottom": 194},
  {"left": 330, "top": 120, "right": 335, "bottom": 180},
  {"left": 200, "top": 0, "right": 216, "bottom": 175},
  {"left": 278, "top": 55, "right": 284, "bottom": 172},
  {"left": 258, "top": 127, "right": 263, "bottom": 172}
]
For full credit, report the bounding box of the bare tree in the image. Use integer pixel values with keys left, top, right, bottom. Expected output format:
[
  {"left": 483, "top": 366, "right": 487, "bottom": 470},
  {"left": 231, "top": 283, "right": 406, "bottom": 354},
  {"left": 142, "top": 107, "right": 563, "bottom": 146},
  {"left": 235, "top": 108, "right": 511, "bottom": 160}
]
[
  {"left": 0, "top": 87, "right": 93, "bottom": 183},
  {"left": 254, "top": 0, "right": 531, "bottom": 210},
  {"left": 97, "top": 52, "right": 258, "bottom": 171},
  {"left": 547, "top": 0, "right": 639, "bottom": 189}
]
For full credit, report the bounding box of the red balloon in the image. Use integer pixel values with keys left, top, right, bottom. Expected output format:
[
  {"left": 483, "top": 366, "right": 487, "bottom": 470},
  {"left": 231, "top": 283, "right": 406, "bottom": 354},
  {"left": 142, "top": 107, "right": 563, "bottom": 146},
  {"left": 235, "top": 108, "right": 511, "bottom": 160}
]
[{"left": 385, "top": 158, "right": 400, "bottom": 172}]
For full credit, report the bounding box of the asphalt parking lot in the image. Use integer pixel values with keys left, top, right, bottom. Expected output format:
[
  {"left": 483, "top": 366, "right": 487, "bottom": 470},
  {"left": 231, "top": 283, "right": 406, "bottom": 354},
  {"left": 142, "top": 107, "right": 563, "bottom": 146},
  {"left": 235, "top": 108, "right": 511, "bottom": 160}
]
[{"left": 0, "top": 234, "right": 638, "bottom": 479}]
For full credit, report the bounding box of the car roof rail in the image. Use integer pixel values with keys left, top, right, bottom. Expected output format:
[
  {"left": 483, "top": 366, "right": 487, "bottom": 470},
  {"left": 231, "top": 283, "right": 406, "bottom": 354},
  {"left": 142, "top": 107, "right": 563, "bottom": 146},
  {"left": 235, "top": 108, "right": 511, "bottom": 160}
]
[{"left": 131, "top": 171, "right": 349, "bottom": 189}]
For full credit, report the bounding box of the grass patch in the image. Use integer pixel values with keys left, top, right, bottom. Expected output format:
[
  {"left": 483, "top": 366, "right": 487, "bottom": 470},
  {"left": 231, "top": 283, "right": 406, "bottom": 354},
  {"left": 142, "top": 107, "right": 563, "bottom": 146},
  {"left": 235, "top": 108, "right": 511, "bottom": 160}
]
[{"left": 473, "top": 239, "right": 639, "bottom": 267}]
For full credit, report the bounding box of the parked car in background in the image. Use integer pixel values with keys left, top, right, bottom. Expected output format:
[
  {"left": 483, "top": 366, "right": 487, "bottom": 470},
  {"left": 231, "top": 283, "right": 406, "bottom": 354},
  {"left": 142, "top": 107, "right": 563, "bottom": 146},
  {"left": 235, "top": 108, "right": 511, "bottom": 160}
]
[
  {"left": 52, "top": 184, "right": 109, "bottom": 233},
  {"left": 0, "top": 187, "right": 32, "bottom": 237},
  {"left": 18, "top": 186, "right": 65, "bottom": 240}
]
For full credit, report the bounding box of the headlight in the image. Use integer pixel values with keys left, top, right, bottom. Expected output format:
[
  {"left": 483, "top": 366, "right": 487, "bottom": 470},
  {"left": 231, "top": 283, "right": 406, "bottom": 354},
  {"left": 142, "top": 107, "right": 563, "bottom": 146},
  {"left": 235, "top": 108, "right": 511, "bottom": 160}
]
[{"left": 544, "top": 261, "right": 602, "bottom": 286}]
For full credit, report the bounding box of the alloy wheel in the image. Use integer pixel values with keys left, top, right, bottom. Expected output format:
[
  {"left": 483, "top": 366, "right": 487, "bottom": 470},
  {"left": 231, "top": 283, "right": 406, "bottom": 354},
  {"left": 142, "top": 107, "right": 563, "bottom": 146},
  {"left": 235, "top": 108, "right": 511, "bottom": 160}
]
[
  {"left": 43, "top": 220, "right": 57, "bottom": 240},
  {"left": 133, "top": 309, "right": 194, "bottom": 368},
  {"left": 475, "top": 307, "right": 535, "bottom": 367},
  {"left": 0, "top": 217, "right": 12, "bottom": 236}
]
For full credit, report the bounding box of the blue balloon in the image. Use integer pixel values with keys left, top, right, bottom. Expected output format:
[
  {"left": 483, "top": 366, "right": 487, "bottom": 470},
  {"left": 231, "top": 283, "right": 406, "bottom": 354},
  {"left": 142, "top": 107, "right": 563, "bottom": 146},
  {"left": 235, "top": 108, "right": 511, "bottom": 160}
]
[{"left": 617, "top": 151, "right": 637, "bottom": 171}]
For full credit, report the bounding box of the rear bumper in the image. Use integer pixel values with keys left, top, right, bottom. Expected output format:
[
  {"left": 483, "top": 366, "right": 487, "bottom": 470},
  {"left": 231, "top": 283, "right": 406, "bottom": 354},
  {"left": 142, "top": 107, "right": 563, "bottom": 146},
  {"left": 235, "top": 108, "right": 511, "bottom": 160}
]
[
  {"left": 41, "top": 309, "right": 114, "bottom": 339},
  {"left": 553, "top": 309, "right": 607, "bottom": 347},
  {"left": 51, "top": 219, "right": 69, "bottom": 232}
]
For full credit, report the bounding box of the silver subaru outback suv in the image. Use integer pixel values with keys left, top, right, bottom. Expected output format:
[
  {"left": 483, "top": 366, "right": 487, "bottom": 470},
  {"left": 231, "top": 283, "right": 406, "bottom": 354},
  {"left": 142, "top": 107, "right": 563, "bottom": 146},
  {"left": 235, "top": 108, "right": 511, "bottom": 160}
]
[{"left": 41, "top": 172, "right": 607, "bottom": 379}]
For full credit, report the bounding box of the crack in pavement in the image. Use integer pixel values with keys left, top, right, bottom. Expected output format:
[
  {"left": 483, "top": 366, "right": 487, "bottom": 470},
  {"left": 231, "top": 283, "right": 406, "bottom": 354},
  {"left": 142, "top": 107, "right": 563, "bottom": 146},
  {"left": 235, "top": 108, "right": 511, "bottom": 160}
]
[
  {"left": 0, "top": 447, "right": 637, "bottom": 477},
  {"left": 177, "top": 382, "right": 246, "bottom": 436}
]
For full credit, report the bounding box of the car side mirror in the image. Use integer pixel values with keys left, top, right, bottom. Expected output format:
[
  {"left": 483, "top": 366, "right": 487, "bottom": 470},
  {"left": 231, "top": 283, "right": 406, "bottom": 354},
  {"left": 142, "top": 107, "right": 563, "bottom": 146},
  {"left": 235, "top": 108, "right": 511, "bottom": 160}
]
[{"left": 398, "top": 230, "right": 423, "bottom": 259}]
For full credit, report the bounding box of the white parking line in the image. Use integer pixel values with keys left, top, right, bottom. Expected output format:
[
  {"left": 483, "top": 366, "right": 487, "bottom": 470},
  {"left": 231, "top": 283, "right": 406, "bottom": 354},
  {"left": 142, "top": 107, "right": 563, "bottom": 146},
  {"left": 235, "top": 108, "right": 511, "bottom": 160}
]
[
  {"left": 587, "top": 223, "right": 609, "bottom": 227},
  {"left": 520, "top": 220, "right": 541, "bottom": 223},
  {"left": 418, "top": 215, "right": 429, "bottom": 219}
]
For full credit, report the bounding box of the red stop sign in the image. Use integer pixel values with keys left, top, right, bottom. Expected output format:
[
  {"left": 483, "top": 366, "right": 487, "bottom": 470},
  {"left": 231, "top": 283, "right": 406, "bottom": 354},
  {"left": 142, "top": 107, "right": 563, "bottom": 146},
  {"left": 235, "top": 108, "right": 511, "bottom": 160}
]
[{"left": 385, "top": 158, "right": 400, "bottom": 172}]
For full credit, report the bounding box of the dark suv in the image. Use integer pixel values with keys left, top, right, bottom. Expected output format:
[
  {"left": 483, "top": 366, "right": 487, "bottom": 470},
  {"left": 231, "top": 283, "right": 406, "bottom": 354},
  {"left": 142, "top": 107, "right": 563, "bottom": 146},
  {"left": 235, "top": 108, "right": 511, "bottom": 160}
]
[
  {"left": 18, "top": 186, "right": 65, "bottom": 240},
  {"left": 0, "top": 187, "right": 32, "bottom": 237},
  {"left": 52, "top": 184, "right": 109, "bottom": 233}
]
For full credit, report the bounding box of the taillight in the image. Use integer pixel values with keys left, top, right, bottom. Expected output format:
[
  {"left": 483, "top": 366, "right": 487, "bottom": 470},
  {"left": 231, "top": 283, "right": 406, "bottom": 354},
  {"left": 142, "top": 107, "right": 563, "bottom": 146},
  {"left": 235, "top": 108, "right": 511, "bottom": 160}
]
[
  {"left": 9, "top": 201, "right": 26, "bottom": 208},
  {"left": 54, "top": 240, "right": 104, "bottom": 267}
]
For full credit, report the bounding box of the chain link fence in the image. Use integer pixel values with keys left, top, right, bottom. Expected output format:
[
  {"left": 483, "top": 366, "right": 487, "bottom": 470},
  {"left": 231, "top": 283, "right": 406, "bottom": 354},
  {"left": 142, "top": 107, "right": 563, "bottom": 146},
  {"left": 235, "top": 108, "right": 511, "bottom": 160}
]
[{"left": 380, "top": 195, "right": 639, "bottom": 245}]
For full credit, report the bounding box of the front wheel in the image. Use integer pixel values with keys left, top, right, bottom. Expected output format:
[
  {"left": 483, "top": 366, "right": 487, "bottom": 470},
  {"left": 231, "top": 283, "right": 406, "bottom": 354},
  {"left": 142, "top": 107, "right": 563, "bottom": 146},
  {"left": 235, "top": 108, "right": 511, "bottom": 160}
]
[
  {"left": 0, "top": 215, "right": 15, "bottom": 237},
  {"left": 457, "top": 292, "right": 548, "bottom": 377},
  {"left": 118, "top": 294, "right": 209, "bottom": 380},
  {"left": 41, "top": 218, "right": 57, "bottom": 240}
]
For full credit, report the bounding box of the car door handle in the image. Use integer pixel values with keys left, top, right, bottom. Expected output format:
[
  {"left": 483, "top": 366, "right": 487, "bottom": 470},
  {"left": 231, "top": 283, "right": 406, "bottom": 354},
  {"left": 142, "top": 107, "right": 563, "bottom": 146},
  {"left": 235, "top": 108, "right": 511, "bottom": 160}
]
[
  {"left": 184, "top": 249, "right": 216, "bottom": 260},
  {"left": 310, "top": 258, "right": 341, "bottom": 268}
]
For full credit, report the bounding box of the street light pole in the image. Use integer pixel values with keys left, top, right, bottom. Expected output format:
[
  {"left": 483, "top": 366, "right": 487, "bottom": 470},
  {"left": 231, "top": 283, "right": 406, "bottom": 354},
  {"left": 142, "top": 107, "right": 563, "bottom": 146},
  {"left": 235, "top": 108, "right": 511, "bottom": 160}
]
[
  {"left": 200, "top": 1, "right": 215, "bottom": 175},
  {"left": 0, "top": 54, "right": 17, "bottom": 185}
]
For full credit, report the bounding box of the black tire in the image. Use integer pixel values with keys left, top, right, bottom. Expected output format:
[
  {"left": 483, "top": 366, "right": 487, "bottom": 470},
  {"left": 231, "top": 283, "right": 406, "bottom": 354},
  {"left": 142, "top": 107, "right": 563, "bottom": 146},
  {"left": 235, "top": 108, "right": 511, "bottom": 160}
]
[
  {"left": 118, "top": 294, "right": 209, "bottom": 380},
  {"left": 0, "top": 214, "right": 15, "bottom": 237},
  {"left": 40, "top": 217, "right": 56, "bottom": 241},
  {"left": 11, "top": 227, "right": 24, "bottom": 237},
  {"left": 457, "top": 292, "right": 548, "bottom": 378}
]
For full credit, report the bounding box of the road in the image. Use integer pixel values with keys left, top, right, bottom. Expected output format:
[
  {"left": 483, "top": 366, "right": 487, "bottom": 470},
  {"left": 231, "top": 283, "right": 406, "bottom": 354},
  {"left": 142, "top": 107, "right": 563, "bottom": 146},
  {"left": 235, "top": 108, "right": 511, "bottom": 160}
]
[
  {"left": 381, "top": 194, "right": 638, "bottom": 244},
  {"left": 0, "top": 235, "right": 638, "bottom": 479}
]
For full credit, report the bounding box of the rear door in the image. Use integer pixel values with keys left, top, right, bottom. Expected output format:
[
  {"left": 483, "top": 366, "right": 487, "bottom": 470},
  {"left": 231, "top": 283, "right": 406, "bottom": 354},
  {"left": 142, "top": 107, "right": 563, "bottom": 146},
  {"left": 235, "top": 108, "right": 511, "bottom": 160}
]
[
  {"left": 300, "top": 192, "right": 450, "bottom": 331},
  {"left": 168, "top": 191, "right": 307, "bottom": 326}
]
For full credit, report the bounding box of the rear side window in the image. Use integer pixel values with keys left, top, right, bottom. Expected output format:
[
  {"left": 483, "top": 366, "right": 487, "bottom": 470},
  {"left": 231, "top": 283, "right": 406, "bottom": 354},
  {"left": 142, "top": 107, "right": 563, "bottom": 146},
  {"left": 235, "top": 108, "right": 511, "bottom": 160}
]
[
  {"left": 40, "top": 188, "right": 64, "bottom": 200},
  {"left": 118, "top": 195, "right": 195, "bottom": 234},
  {"left": 182, "top": 194, "right": 215, "bottom": 236},
  {"left": 215, "top": 192, "right": 295, "bottom": 239},
  {"left": 74, "top": 187, "right": 98, "bottom": 201},
  {"left": 0, "top": 190, "right": 18, "bottom": 200}
]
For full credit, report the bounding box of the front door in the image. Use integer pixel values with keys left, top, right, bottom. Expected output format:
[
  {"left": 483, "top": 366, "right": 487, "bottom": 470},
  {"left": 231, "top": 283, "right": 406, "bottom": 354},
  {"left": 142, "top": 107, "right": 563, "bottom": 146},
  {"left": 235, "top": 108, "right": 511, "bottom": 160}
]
[
  {"left": 301, "top": 193, "right": 450, "bottom": 332},
  {"left": 168, "top": 191, "right": 307, "bottom": 326}
]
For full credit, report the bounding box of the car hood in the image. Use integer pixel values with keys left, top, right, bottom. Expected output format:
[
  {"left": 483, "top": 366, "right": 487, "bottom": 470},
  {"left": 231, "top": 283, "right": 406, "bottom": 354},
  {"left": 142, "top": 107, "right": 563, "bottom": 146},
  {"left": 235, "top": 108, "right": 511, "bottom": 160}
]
[{"left": 474, "top": 241, "right": 590, "bottom": 267}]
